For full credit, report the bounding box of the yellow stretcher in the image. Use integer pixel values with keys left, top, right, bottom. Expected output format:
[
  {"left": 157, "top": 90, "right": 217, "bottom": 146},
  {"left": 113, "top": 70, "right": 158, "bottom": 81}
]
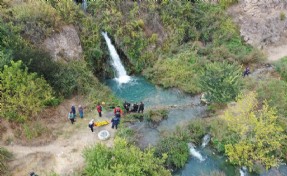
[{"left": 94, "top": 120, "right": 110, "bottom": 127}]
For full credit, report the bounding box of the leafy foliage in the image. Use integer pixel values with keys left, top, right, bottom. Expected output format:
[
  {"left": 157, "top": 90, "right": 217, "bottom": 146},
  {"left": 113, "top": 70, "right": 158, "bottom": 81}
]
[
  {"left": 83, "top": 138, "right": 171, "bottom": 176},
  {"left": 200, "top": 62, "right": 242, "bottom": 103},
  {"left": 145, "top": 48, "right": 202, "bottom": 93},
  {"left": 256, "top": 79, "right": 287, "bottom": 117},
  {"left": 0, "top": 61, "right": 54, "bottom": 122},
  {"left": 155, "top": 136, "right": 189, "bottom": 169},
  {"left": 222, "top": 92, "right": 286, "bottom": 170}
]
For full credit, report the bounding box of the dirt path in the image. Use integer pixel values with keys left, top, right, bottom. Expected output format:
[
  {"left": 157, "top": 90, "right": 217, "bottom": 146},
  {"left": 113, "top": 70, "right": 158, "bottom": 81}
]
[
  {"left": 266, "top": 44, "right": 287, "bottom": 61},
  {"left": 4, "top": 105, "right": 116, "bottom": 176}
]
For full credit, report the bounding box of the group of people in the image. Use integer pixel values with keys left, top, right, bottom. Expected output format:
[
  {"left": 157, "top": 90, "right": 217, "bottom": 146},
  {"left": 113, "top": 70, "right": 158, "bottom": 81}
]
[
  {"left": 88, "top": 105, "right": 123, "bottom": 132},
  {"left": 123, "top": 101, "right": 144, "bottom": 113},
  {"left": 69, "top": 101, "right": 144, "bottom": 132},
  {"left": 68, "top": 105, "right": 84, "bottom": 124}
]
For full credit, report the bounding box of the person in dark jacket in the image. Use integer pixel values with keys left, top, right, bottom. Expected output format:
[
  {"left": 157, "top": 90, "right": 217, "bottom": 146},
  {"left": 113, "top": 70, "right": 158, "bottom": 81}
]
[
  {"left": 133, "top": 103, "right": 139, "bottom": 112},
  {"left": 111, "top": 117, "right": 120, "bottom": 129},
  {"left": 243, "top": 66, "right": 250, "bottom": 77},
  {"left": 138, "top": 102, "right": 144, "bottom": 113},
  {"left": 123, "top": 101, "right": 130, "bottom": 113},
  {"left": 71, "top": 105, "right": 76, "bottom": 117}
]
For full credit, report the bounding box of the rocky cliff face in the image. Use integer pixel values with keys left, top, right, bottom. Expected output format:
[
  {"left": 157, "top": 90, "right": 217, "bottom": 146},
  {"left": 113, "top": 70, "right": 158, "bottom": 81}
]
[
  {"left": 42, "top": 25, "right": 82, "bottom": 62},
  {"left": 229, "top": 0, "right": 287, "bottom": 61}
]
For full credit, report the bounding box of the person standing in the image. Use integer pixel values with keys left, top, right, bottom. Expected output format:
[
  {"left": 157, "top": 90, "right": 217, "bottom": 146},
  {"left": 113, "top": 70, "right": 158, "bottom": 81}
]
[
  {"left": 114, "top": 106, "right": 123, "bottom": 118},
  {"left": 138, "top": 102, "right": 144, "bottom": 113},
  {"left": 111, "top": 116, "right": 120, "bottom": 129},
  {"left": 96, "top": 103, "right": 102, "bottom": 117},
  {"left": 123, "top": 101, "right": 130, "bottom": 113},
  {"left": 243, "top": 66, "right": 250, "bottom": 77},
  {"left": 68, "top": 111, "right": 75, "bottom": 124},
  {"left": 71, "top": 105, "right": 76, "bottom": 117},
  {"left": 88, "top": 119, "right": 95, "bottom": 132},
  {"left": 78, "top": 105, "right": 84, "bottom": 119},
  {"left": 133, "top": 103, "right": 139, "bottom": 112}
]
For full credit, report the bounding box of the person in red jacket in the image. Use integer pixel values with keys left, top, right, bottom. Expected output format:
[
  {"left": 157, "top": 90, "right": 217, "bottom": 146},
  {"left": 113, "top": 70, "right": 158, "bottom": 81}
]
[
  {"left": 96, "top": 103, "right": 102, "bottom": 117},
  {"left": 114, "top": 106, "right": 123, "bottom": 118}
]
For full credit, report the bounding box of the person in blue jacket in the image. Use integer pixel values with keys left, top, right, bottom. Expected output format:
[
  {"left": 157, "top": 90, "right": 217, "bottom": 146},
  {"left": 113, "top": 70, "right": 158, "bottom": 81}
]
[{"left": 111, "top": 117, "right": 120, "bottom": 129}]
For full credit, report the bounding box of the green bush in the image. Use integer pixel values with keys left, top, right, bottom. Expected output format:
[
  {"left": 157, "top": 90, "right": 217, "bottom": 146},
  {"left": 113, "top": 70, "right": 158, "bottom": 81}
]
[
  {"left": 209, "top": 118, "right": 239, "bottom": 153},
  {"left": 275, "top": 57, "right": 287, "bottom": 81},
  {"left": 186, "top": 119, "right": 207, "bottom": 144},
  {"left": 223, "top": 92, "right": 286, "bottom": 170},
  {"left": 257, "top": 79, "right": 287, "bottom": 117},
  {"left": 83, "top": 138, "right": 171, "bottom": 176},
  {"left": 10, "top": 0, "right": 62, "bottom": 44},
  {"left": 200, "top": 61, "right": 242, "bottom": 103},
  {"left": 0, "top": 147, "right": 12, "bottom": 176},
  {"left": 144, "top": 109, "right": 168, "bottom": 123},
  {"left": 145, "top": 48, "right": 202, "bottom": 94},
  {"left": 155, "top": 136, "right": 189, "bottom": 169},
  {"left": 0, "top": 61, "right": 54, "bottom": 122}
]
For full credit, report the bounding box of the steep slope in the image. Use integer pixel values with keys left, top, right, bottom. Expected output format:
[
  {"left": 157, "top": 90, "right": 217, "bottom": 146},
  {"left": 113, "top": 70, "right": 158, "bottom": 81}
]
[{"left": 229, "top": 0, "right": 287, "bottom": 61}]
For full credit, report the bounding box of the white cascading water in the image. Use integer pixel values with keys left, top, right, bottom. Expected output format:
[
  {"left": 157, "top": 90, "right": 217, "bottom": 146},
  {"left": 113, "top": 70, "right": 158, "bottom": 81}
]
[
  {"left": 101, "top": 32, "right": 131, "bottom": 84},
  {"left": 240, "top": 166, "right": 248, "bottom": 176},
  {"left": 82, "top": 0, "right": 87, "bottom": 11},
  {"left": 201, "top": 134, "right": 211, "bottom": 148},
  {"left": 188, "top": 143, "right": 205, "bottom": 162}
]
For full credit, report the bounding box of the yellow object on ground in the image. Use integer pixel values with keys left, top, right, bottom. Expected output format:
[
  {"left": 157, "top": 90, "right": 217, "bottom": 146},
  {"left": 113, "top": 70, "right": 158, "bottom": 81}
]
[{"left": 94, "top": 120, "right": 109, "bottom": 127}]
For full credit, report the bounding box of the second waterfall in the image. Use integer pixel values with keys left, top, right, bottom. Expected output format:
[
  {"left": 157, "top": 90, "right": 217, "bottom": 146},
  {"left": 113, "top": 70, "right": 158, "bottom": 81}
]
[{"left": 101, "top": 32, "right": 131, "bottom": 84}]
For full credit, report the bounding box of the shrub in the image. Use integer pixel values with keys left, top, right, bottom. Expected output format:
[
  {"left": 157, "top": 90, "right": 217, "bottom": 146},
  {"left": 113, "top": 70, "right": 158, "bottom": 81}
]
[
  {"left": 275, "top": 57, "right": 287, "bottom": 81},
  {"left": 223, "top": 92, "right": 286, "bottom": 170},
  {"left": 83, "top": 138, "right": 171, "bottom": 176},
  {"left": 145, "top": 49, "right": 202, "bottom": 94},
  {"left": 209, "top": 118, "right": 239, "bottom": 153},
  {"left": 155, "top": 136, "right": 189, "bottom": 169},
  {"left": 0, "top": 147, "right": 12, "bottom": 176},
  {"left": 10, "top": 0, "right": 62, "bottom": 44},
  {"left": 144, "top": 109, "right": 168, "bottom": 124},
  {"left": 256, "top": 79, "right": 287, "bottom": 117},
  {"left": 0, "top": 61, "right": 54, "bottom": 122},
  {"left": 200, "top": 61, "right": 242, "bottom": 103},
  {"left": 186, "top": 119, "right": 207, "bottom": 144},
  {"left": 280, "top": 12, "right": 286, "bottom": 21}
]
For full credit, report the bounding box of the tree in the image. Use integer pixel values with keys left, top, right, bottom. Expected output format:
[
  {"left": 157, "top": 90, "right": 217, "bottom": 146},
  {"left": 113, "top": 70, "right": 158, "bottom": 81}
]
[
  {"left": 200, "top": 61, "right": 242, "bottom": 103},
  {"left": 83, "top": 138, "right": 171, "bottom": 176},
  {"left": 222, "top": 92, "right": 286, "bottom": 170},
  {"left": 0, "top": 60, "right": 54, "bottom": 122}
]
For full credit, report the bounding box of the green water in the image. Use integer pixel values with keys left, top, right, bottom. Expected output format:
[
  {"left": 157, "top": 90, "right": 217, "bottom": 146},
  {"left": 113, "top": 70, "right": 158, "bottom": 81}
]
[{"left": 105, "top": 76, "right": 195, "bottom": 108}]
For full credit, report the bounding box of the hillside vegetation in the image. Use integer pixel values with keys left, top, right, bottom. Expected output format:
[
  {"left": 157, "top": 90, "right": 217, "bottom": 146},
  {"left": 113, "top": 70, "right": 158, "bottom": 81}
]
[{"left": 3, "top": 0, "right": 287, "bottom": 175}]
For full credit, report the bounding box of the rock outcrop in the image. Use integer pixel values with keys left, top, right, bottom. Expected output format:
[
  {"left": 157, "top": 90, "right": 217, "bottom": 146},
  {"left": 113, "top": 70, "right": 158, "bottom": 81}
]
[
  {"left": 42, "top": 25, "right": 82, "bottom": 62},
  {"left": 229, "top": 0, "right": 287, "bottom": 61}
]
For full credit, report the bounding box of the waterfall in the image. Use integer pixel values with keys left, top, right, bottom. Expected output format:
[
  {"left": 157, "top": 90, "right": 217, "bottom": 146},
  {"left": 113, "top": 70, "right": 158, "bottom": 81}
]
[
  {"left": 201, "top": 134, "right": 211, "bottom": 148},
  {"left": 82, "top": 0, "right": 87, "bottom": 11},
  {"left": 101, "top": 32, "right": 131, "bottom": 84},
  {"left": 239, "top": 166, "right": 248, "bottom": 176},
  {"left": 188, "top": 143, "right": 205, "bottom": 162}
]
